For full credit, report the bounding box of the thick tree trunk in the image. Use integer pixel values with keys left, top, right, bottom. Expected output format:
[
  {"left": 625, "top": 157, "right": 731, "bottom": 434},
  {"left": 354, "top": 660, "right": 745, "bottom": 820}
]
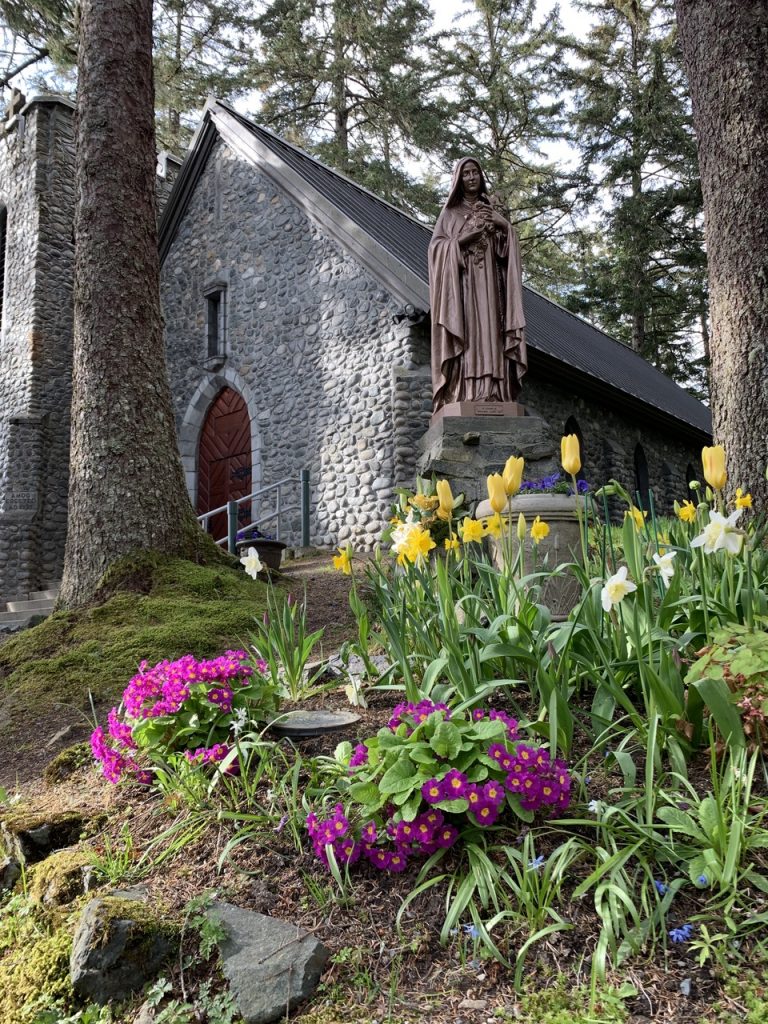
[
  {"left": 60, "top": 0, "right": 207, "bottom": 608},
  {"left": 675, "top": 0, "right": 768, "bottom": 504}
]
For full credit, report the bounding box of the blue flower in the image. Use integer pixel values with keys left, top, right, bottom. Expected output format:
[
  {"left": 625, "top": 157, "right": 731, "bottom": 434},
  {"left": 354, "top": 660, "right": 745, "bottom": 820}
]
[
  {"left": 669, "top": 923, "right": 694, "bottom": 943},
  {"left": 696, "top": 874, "right": 708, "bottom": 887},
  {"left": 654, "top": 879, "right": 668, "bottom": 895},
  {"left": 463, "top": 924, "right": 480, "bottom": 938},
  {"left": 576, "top": 479, "right": 590, "bottom": 494},
  {"left": 528, "top": 854, "right": 546, "bottom": 871}
]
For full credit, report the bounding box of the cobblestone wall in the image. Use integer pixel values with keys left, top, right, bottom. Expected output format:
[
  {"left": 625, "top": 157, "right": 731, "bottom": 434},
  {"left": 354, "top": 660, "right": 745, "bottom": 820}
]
[
  {"left": 0, "top": 98, "right": 75, "bottom": 597},
  {"left": 161, "top": 139, "right": 423, "bottom": 549}
]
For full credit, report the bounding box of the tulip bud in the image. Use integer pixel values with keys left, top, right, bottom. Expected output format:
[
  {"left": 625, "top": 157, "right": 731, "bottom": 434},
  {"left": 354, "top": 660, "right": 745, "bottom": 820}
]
[
  {"left": 502, "top": 455, "right": 524, "bottom": 496},
  {"left": 517, "top": 513, "right": 527, "bottom": 541},
  {"left": 436, "top": 478, "right": 454, "bottom": 521},
  {"left": 287, "top": 593, "right": 295, "bottom": 608},
  {"left": 487, "top": 473, "right": 507, "bottom": 514},
  {"left": 701, "top": 445, "right": 727, "bottom": 490},
  {"left": 688, "top": 479, "right": 701, "bottom": 491},
  {"left": 561, "top": 434, "right": 581, "bottom": 476}
]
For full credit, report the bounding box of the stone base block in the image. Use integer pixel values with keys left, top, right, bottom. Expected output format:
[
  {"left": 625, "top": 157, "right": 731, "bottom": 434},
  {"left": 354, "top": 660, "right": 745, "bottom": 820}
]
[
  {"left": 431, "top": 401, "right": 525, "bottom": 425},
  {"left": 416, "top": 414, "right": 559, "bottom": 503}
]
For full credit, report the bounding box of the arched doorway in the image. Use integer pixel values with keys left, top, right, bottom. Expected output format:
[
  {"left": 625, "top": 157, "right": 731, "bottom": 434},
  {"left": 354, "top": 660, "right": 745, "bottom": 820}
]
[{"left": 197, "top": 387, "right": 252, "bottom": 540}]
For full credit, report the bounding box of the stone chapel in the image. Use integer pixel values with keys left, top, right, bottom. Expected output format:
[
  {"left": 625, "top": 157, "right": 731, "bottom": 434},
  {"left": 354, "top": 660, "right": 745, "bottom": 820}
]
[{"left": 0, "top": 94, "right": 711, "bottom": 602}]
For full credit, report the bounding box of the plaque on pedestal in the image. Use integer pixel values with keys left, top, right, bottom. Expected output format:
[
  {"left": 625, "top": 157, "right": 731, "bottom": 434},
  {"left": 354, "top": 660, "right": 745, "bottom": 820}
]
[{"left": 431, "top": 401, "right": 525, "bottom": 425}]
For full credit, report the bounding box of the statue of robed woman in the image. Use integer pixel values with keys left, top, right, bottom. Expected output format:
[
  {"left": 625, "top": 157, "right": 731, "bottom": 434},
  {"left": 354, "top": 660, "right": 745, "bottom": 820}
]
[{"left": 428, "top": 157, "right": 527, "bottom": 412}]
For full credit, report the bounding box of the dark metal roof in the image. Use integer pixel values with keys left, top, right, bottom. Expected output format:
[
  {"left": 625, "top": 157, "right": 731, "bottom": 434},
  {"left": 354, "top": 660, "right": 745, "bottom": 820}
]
[{"left": 163, "top": 101, "right": 712, "bottom": 440}]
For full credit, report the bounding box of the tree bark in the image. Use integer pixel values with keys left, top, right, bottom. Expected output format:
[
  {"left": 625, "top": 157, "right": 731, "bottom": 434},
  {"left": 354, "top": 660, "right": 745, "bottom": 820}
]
[
  {"left": 60, "top": 0, "right": 208, "bottom": 609},
  {"left": 675, "top": 0, "right": 768, "bottom": 504}
]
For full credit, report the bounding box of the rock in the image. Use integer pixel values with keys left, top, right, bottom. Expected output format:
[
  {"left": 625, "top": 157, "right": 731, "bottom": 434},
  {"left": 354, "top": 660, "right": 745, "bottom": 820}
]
[
  {"left": 1, "top": 855, "right": 20, "bottom": 892},
  {"left": 206, "top": 901, "right": 329, "bottom": 1024},
  {"left": 29, "top": 846, "right": 92, "bottom": 906},
  {"left": 458, "top": 997, "right": 488, "bottom": 1010},
  {"left": 70, "top": 896, "right": 178, "bottom": 1003},
  {"left": 132, "top": 1002, "right": 156, "bottom": 1024},
  {"left": 1, "top": 808, "right": 86, "bottom": 865}
]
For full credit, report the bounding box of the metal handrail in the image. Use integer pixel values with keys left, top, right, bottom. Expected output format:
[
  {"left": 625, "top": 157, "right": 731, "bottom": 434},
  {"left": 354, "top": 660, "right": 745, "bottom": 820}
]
[{"left": 196, "top": 468, "right": 310, "bottom": 553}]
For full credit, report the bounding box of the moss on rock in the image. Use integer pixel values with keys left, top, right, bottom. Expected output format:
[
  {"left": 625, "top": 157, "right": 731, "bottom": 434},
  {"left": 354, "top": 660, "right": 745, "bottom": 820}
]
[
  {"left": 0, "top": 913, "right": 74, "bottom": 1024},
  {"left": 43, "top": 742, "right": 93, "bottom": 785},
  {"left": 28, "top": 847, "right": 92, "bottom": 907}
]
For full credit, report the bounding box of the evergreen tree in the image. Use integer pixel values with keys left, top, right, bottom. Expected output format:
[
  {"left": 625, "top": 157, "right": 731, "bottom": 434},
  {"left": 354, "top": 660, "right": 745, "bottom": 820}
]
[
  {"left": 438, "top": 0, "right": 581, "bottom": 295},
  {"left": 253, "top": 0, "right": 448, "bottom": 215},
  {"left": 566, "top": 0, "right": 707, "bottom": 393}
]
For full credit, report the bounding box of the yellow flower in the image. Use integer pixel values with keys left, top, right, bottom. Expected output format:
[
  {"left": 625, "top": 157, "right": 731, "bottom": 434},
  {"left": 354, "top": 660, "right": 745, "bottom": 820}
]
[
  {"left": 503, "top": 456, "right": 524, "bottom": 496},
  {"left": 436, "top": 479, "right": 454, "bottom": 521},
  {"left": 389, "top": 516, "right": 403, "bottom": 526},
  {"left": 460, "top": 517, "right": 485, "bottom": 543},
  {"left": 410, "top": 494, "right": 439, "bottom": 511},
  {"left": 484, "top": 512, "right": 505, "bottom": 538},
  {"left": 444, "top": 536, "right": 460, "bottom": 554},
  {"left": 677, "top": 500, "right": 697, "bottom": 524},
  {"left": 561, "top": 434, "right": 581, "bottom": 476},
  {"left": 702, "top": 445, "right": 727, "bottom": 490},
  {"left": 735, "top": 487, "right": 752, "bottom": 510},
  {"left": 332, "top": 546, "right": 352, "bottom": 575},
  {"left": 517, "top": 513, "right": 527, "bottom": 541},
  {"left": 404, "top": 526, "right": 436, "bottom": 565},
  {"left": 530, "top": 516, "right": 550, "bottom": 544},
  {"left": 624, "top": 506, "right": 647, "bottom": 531},
  {"left": 487, "top": 473, "right": 507, "bottom": 514}
]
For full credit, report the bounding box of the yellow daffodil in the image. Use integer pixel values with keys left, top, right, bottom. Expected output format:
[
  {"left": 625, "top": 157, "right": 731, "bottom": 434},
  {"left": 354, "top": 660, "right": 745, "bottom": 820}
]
[
  {"left": 735, "top": 487, "right": 752, "bottom": 510},
  {"left": 487, "top": 473, "right": 507, "bottom": 514},
  {"left": 404, "top": 526, "right": 436, "bottom": 564},
  {"left": 410, "top": 494, "right": 439, "bottom": 511},
  {"left": 561, "top": 434, "right": 581, "bottom": 476},
  {"left": 436, "top": 479, "right": 454, "bottom": 521},
  {"left": 444, "top": 536, "right": 460, "bottom": 554},
  {"left": 702, "top": 445, "right": 727, "bottom": 490},
  {"left": 517, "top": 513, "right": 527, "bottom": 541},
  {"left": 503, "top": 455, "right": 524, "bottom": 496},
  {"left": 484, "top": 512, "right": 505, "bottom": 538},
  {"left": 460, "top": 517, "right": 485, "bottom": 543},
  {"left": 530, "top": 516, "right": 550, "bottom": 544},
  {"left": 624, "top": 506, "right": 647, "bottom": 531},
  {"left": 332, "top": 546, "right": 352, "bottom": 575},
  {"left": 677, "top": 500, "right": 697, "bottom": 524}
]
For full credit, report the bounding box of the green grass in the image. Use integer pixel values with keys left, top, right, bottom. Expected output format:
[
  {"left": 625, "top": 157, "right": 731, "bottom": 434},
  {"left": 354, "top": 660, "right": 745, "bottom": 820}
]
[{"left": 0, "top": 554, "right": 269, "bottom": 723}]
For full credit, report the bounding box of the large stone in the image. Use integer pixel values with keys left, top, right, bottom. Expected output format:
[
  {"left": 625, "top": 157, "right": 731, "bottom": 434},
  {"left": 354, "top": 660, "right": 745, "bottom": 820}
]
[
  {"left": 70, "top": 896, "right": 177, "bottom": 1003},
  {"left": 206, "top": 901, "right": 329, "bottom": 1024}
]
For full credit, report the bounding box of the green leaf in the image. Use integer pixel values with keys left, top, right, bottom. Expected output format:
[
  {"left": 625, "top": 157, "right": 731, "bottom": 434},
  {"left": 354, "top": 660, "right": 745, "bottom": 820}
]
[
  {"left": 697, "top": 796, "right": 720, "bottom": 841},
  {"left": 408, "top": 744, "right": 438, "bottom": 765},
  {"left": 692, "top": 677, "right": 746, "bottom": 750},
  {"left": 656, "top": 806, "right": 708, "bottom": 842},
  {"left": 347, "top": 781, "right": 381, "bottom": 806},
  {"left": 379, "top": 755, "right": 417, "bottom": 795},
  {"left": 435, "top": 797, "right": 469, "bottom": 814},
  {"left": 429, "top": 721, "right": 462, "bottom": 760}
]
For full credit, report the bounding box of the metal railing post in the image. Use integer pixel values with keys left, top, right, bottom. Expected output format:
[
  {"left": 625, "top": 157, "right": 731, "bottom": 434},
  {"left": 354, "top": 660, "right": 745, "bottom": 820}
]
[
  {"left": 227, "top": 500, "right": 238, "bottom": 555},
  {"left": 300, "top": 469, "right": 310, "bottom": 548},
  {"left": 275, "top": 486, "right": 281, "bottom": 541}
]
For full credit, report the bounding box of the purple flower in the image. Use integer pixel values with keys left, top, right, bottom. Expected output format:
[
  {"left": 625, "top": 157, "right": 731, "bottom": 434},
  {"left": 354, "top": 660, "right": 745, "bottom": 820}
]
[
  {"left": 421, "top": 779, "right": 443, "bottom": 804},
  {"left": 349, "top": 743, "right": 369, "bottom": 769},
  {"left": 440, "top": 768, "right": 469, "bottom": 799},
  {"left": 435, "top": 824, "right": 459, "bottom": 849},
  {"left": 669, "top": 923, "right": 694, "bottom": 943},
  {"left": 654, "top": 879, "right": 668, "bottom": 895},
  {"left": 472, "top": 802, "right": 500, "bottom": 827}
]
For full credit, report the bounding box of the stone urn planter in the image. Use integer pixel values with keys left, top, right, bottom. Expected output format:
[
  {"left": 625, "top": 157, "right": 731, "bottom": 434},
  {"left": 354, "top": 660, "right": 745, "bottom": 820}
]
[
  {"left": 235, "top": 538, "right": 287, "bottom": 572},
  {"left": 476, "top": 493, "right": 583, "bottom": 620}
]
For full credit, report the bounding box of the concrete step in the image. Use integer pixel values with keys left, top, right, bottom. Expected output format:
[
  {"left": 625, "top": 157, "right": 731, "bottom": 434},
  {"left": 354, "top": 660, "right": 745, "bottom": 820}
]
[
  {"left": 6, "top": 597, "right": 57, "bottom": 614},
  {"left": 29, "top": 588, "right": 59, "bottom": 601},
  {"left": 0, "top": 609, "right": 35, "bottom": 626}
]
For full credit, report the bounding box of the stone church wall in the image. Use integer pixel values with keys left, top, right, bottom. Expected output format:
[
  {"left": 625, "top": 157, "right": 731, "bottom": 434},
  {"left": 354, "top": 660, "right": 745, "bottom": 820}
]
[
  {"left": 0, "top": 98, "right": 75, "bottom": 598},
  {"left": 161, "top": 139, "right": 422, "bottom": 549}
]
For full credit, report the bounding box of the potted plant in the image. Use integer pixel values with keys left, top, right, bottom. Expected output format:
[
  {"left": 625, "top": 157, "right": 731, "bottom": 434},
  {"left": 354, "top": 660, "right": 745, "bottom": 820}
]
[{"left": 235, "top": 526, "right": 287, "bottom": 572}]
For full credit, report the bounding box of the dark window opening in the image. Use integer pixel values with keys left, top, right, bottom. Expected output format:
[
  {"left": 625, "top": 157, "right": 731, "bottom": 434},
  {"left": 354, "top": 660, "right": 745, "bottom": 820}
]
[
  {"left": 634, "top": 444, "right": 651, "bottom": 511},
  {"left": 685, "top": 462, "right": 697, "bottom": 489},
  {"left": 206, "top": 288, "right": 226, "bottom": 357}
]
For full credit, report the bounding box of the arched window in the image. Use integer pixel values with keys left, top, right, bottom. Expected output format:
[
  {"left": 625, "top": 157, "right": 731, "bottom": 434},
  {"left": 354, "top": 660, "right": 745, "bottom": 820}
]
[
  {"left": 563, "top": 415, "right": 586, "bottom": 481},
  {"left": 685, "top": 463, "right": 697, "bottom": 490},
  {"left": 634, "top": 444, "right": 651, "bottom": 511},
  {"left": 0, "top": 206, "right": 7, "bottom": 327}
]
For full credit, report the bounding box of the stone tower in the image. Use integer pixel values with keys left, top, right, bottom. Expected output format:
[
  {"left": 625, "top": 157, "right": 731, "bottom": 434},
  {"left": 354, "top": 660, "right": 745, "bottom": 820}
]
[{"left": 0, "top": 95, "right": 76, "bottom": 599}]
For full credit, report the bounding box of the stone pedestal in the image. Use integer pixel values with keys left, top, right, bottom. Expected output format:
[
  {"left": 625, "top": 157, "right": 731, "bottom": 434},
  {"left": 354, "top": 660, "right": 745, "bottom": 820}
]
[
  {"left": 416, "top": 413, "right": 559, "bottom": 503},
  {"left": 431, "top": 401, "right": 525, "bottom": 425}
]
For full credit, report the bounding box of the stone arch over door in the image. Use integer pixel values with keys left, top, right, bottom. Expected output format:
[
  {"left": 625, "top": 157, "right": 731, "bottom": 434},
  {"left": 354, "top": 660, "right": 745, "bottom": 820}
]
[{"left": 178, "top": 369, "right": 261, "bottom": 533}]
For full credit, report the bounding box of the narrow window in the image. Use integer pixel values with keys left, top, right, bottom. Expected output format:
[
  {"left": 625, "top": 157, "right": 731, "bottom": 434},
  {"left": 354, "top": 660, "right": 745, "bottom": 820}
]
[
  {"left": 634, "top": 444, "right": 651, "bottom": 510},
  {"left": 0, "top": 207, "right": 7, "bottom": 327},
  {"left": 206, "top": 287, "right": 226, "bottom": 357}
]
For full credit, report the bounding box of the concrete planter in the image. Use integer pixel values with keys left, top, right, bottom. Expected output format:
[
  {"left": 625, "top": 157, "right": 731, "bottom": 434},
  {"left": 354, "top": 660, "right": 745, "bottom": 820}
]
[
  {"left": 476, "top": 493, "right": 583, "bottom": 619},
  {"left": 235, "top": 539, "right": 287, "bottom": 572}
]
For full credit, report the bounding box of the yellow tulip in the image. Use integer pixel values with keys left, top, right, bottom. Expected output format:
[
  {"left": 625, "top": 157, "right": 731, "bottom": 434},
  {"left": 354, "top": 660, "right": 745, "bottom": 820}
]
[
  {"left": 333, "top": 547, "right": 352, "bottom": 575},
  {"left": 530, "top": 516, "right": 550, "bottom": 544},
  {"left": 702, "top": 445, "right": 727, "bottom": 490},
  {"left": 561, "top": 434, "right": 581, "bottom": 476},
  {"left": 517, "top": 513, "right": 527, "bottom": 541},
  {"left": 487, "top": 473, "right": 507, "bottom": 514},
  {"left": 436, "top": 479, "right": 454, "bottom": 521},
  {"left": 503, "top": 456, "right": 524, "bottom": 496}
]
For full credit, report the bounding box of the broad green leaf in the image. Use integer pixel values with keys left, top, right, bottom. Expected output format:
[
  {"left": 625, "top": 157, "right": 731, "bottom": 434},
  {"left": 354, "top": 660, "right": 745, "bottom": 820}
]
[
  {"left": 692, "top": 677, "right": 746, "bottom": 750},
  {"left": 347, "top": 781, "right": 381, "bottom": 805},
  {"left": 656, "top": 806, "right": 708, "bottom": 842},
  {"left": 379, "top": 755, "right": 417, "bottom": 795},
  {"left": 697, "top": 796, "right": 720, "bottom": 841},
  {"left": 430, "top": 720, "right": 462, "bottom": 760}
]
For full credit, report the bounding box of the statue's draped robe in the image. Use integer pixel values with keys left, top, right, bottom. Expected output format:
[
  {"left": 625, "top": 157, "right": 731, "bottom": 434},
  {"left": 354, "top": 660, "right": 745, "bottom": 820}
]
[{"left": 429, "top": 176, "right": 527, "bottom": 411}]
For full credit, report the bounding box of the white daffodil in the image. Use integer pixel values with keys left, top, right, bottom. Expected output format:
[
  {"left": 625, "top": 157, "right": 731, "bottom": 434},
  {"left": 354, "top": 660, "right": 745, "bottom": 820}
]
[
  {"left": 652, "top": 550, "right": 676, "bottom": 588},
  {"left": 240, "top": 546, "right": 263, "bottom": 579},
  {"left": 690, "top": 508, "right": 744, "bottom": 555},
  {"left": 601, "top": 565, "right": 637, "bottom": 612}
]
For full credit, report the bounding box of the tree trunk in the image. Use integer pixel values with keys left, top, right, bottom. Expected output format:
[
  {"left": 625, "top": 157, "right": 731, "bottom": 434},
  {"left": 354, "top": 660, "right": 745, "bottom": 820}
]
[
  {"left": 60, "top": 0, "right": 208, "bottom": 609},
  {"left": 675, "top": 0, "right": 768, "bottom": 504}
]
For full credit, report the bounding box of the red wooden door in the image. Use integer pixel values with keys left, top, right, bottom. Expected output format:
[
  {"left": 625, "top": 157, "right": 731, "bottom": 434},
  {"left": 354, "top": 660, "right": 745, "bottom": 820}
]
[{"left": 197, "top": 388, "right": 252, "bottom": 540}]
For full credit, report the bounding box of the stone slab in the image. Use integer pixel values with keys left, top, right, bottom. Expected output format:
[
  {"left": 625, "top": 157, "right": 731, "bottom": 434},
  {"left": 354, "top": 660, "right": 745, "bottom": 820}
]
[
  {"left": 431, "top": 401, "right": 525, "bottom": 424},
  {"left": 270, "top": 710, "right": 361, "bottom": 738}
]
